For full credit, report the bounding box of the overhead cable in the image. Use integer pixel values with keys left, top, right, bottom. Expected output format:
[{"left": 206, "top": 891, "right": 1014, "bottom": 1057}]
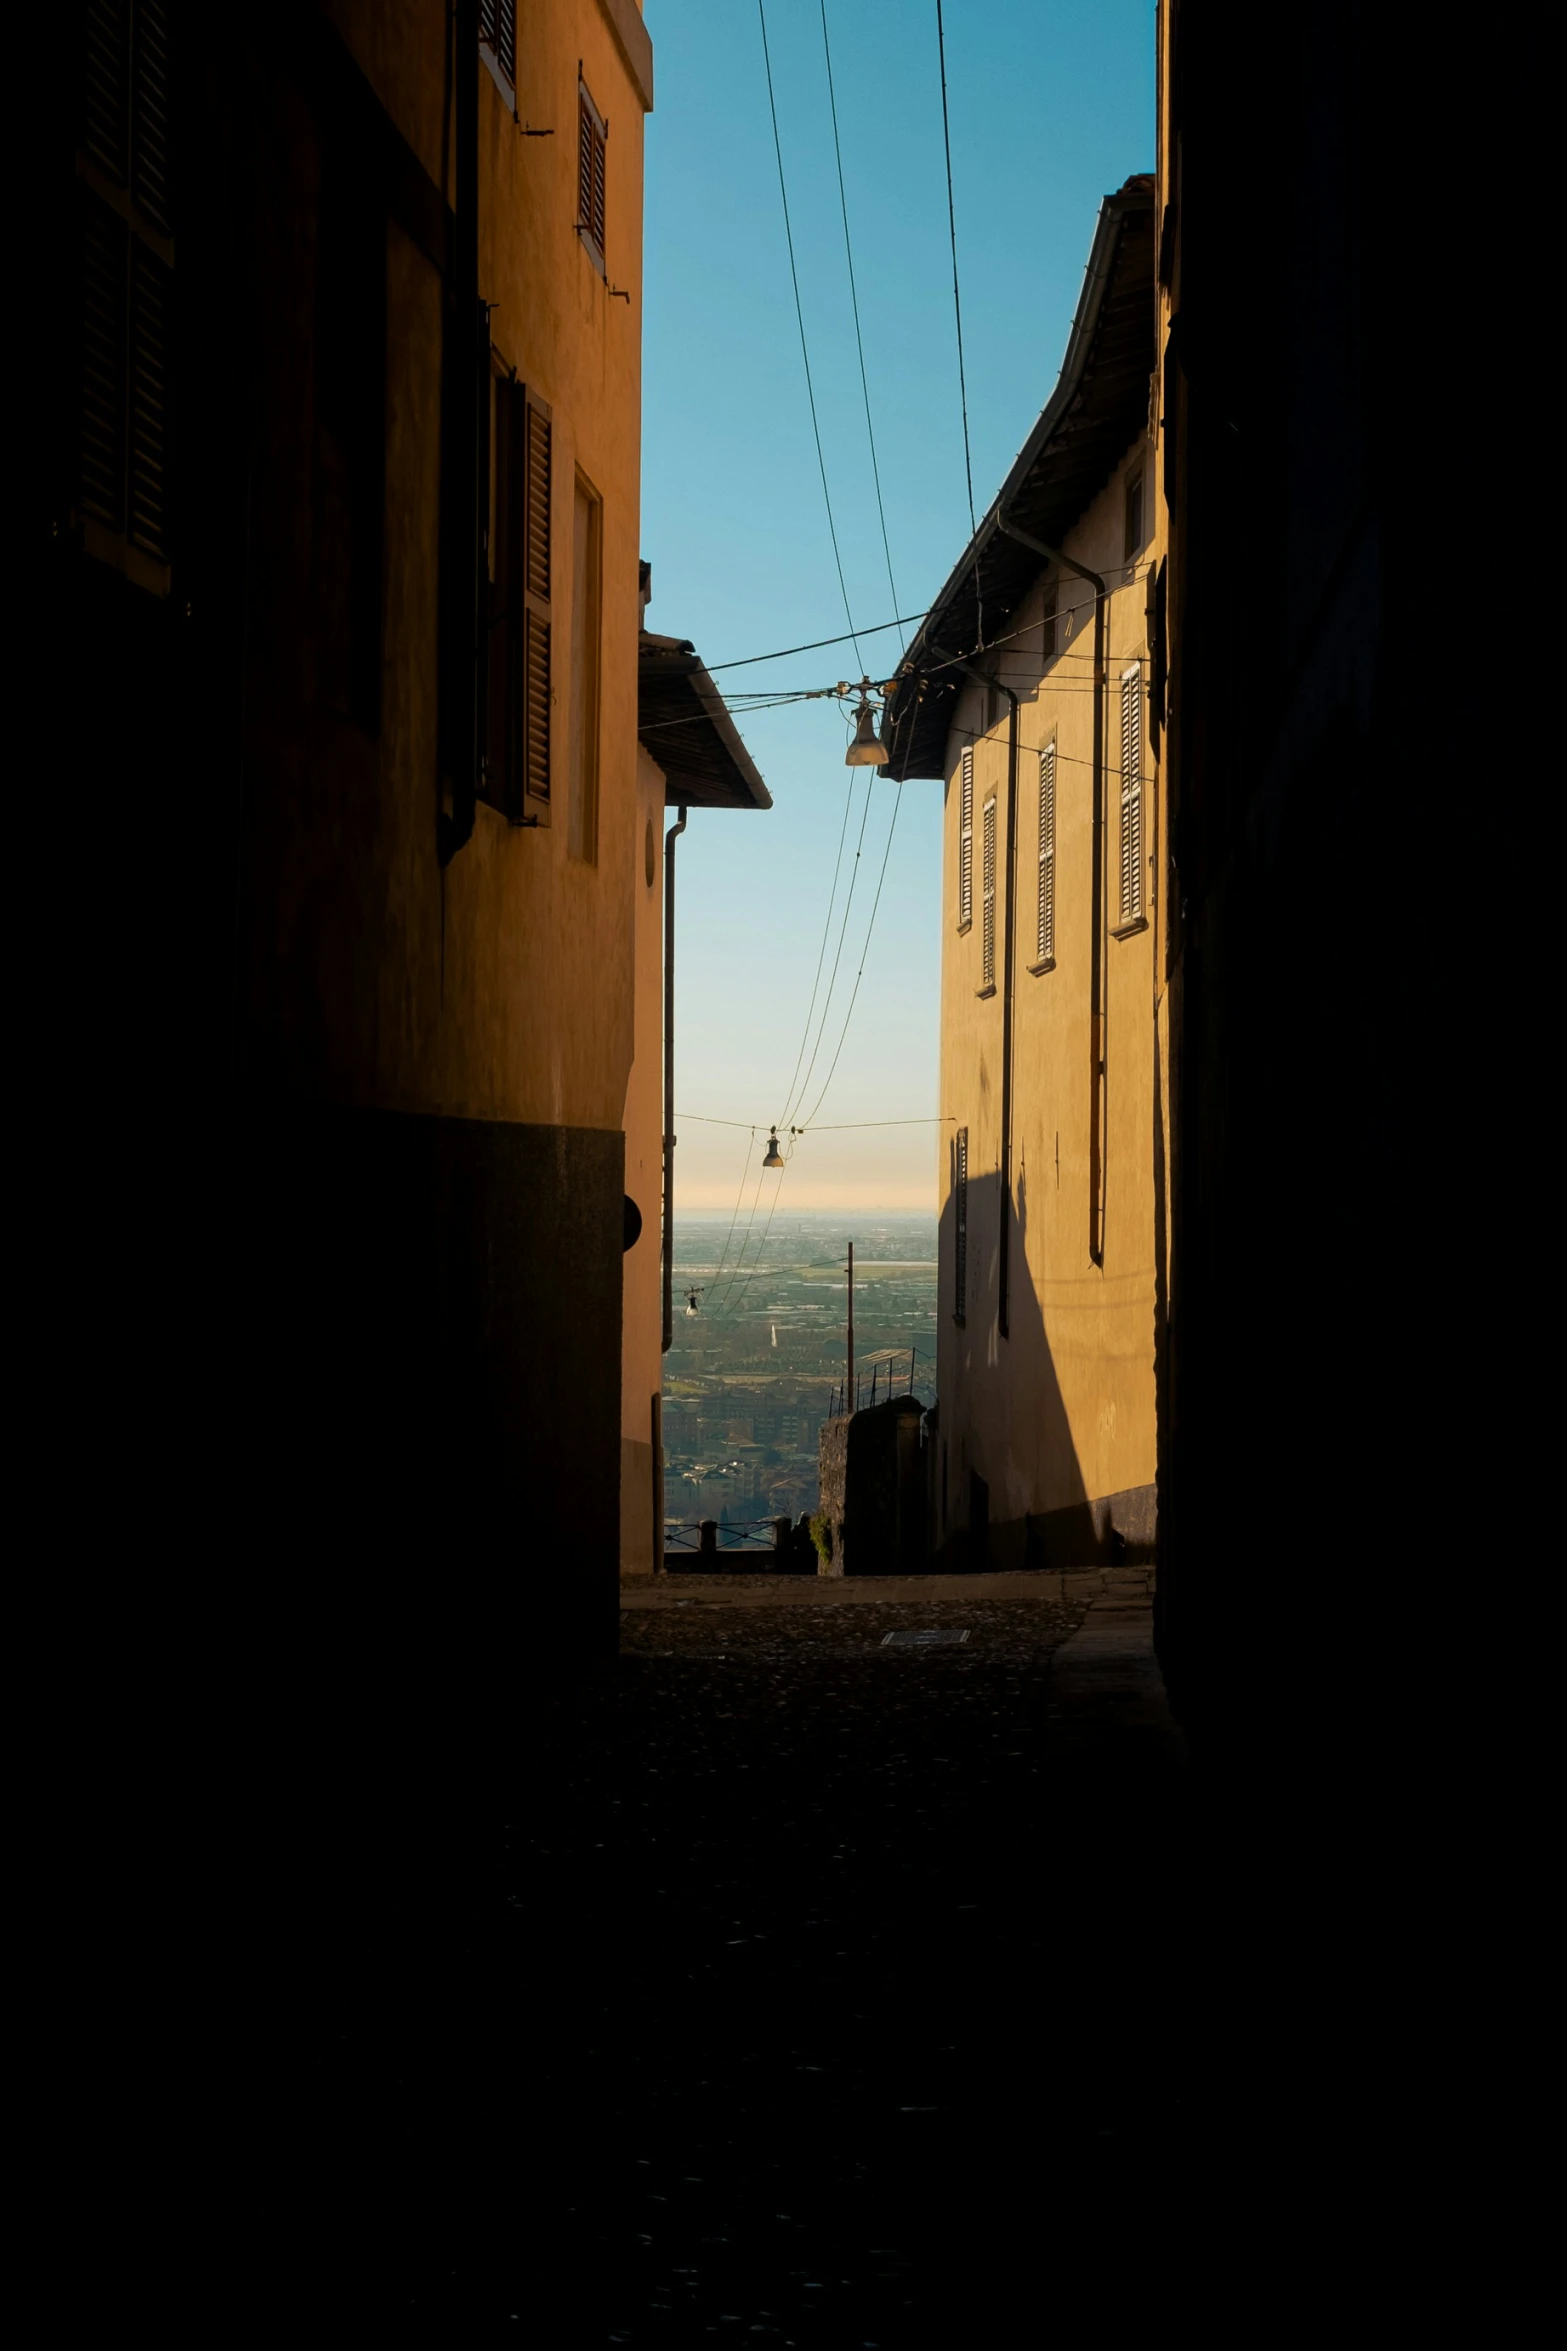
[
  {"left": 819, "top": 0, "right": 902, "bottom": 646},
  {"left": 757, "top": 0, "right": 862, "bottom": 667}
]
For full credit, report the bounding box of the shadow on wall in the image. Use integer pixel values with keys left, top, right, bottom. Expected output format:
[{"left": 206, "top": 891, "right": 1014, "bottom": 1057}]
[{"left": 932, "top": 1144, "right": 1155, "bottom": 1573}]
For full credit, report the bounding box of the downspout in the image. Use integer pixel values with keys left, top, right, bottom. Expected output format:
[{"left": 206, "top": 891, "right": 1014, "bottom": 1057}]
[
  {"left": 439, "top": 0, "right": 484, "bottom": 865},
  {"left": 996, "top": 515, "right": 1108, "bottom": 1265},
  {"left": 660, "top": 804, "right": 688, "bottom": 1354},
  {"left": 929, "top": 647, "right": 1019, "bottom": 1337}
]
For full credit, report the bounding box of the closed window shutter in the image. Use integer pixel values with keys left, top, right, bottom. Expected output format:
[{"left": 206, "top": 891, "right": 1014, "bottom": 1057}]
[
  {"left": 521, "top": 388, "right": 553, "bottom": 804},
  {"left": 131, "top": 0, "right": 170, "bottom": 232},
  {"left": 578, "top": 86, "right": 607, "bottom": 259},
  {"left": 128, "top": 240, "right": 170, "bottom": 558},
  {"left": 958, "top": 746, "right": 974, "bottom": 928},
  {"left": 79, "top": 2, "right": 172, "bottom": 577},
  {"left": 480, "top": 0, "right": 516, "bottom": 85},
  {"left": 1119, "top": 669, "right": 1144, "bottom": 923},
  {"left": 80, "top": 195, "right": 128, "bottom": 532},
  {"left": 84, "top": 1, "right": 129, "bottom": 183},
  {"left": 954, "top": 1128, "right": 968, "bottom": 1322},
  {"left": 1037, "top": 745, "right": 1055, "bottom": 964},
  {"left": 981, "top": 797, "right": 997, "bottom": 990}
]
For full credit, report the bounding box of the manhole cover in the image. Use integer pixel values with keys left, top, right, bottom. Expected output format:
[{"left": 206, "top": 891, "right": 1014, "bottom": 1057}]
[{"left": 882, "top": 1628, "right": 970, "bottom": 1647}]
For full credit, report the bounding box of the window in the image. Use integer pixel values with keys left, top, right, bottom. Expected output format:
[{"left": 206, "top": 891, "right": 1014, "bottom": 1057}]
[
  {"left": 980, "top": 796, "right": 997, "bottom": 992},
  {"left": 578, "top": 81, "right": 608, "bottom": 270},
  {"left": 569, "top": 474, "right": 602, "bottom": 860},
  {"left": 1124, "top": 470, "right": 1145, "bottom": 563},
  {"left": 479, "top": 0, "right": 516, "bottom": 90},
  {"left": 958, "top": 746, "right": 974, "bottom": 930},
  {"left": 482, "top": 377, "right": 551, "bottom": 818},
  {"left": 1118, "top": 667, "right": 1145, "bottom": 926},
  {"left": 953, "top": 1128, "right": 968, "bottom": 1324},
  {"left": 1035, "top": 745, "right": 1056, "bottom": 967},
  {"left": 78, "top": 0, "right": 173, "bottom": 592}
]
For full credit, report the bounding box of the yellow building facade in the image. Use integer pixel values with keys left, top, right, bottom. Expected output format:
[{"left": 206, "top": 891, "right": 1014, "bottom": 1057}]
[{"left": 884, "top": 179, "right": 1164, "bottom": 1569}]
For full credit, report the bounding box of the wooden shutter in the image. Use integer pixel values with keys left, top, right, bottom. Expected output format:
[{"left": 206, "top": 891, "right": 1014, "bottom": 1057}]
[
  {"left": 480, "top": 0, "right": 516, "bottom": 86},
  {"left": 1119, "top": 668, "right": 1144, "bottom": 923},
  {"left": 127, "top": 239, "right": 170, "bottom": 558},
  {"left": 80, "top": 195, "right": 128, "bottom": 532},
  {"left": 981, "top": 797, "right": 997, "bottom": 990},
  {"left": 954, "top": 1128, "right": 968, "bottom": 1323},
  {"left": 578, "top": 84, "right": 607, "bottom": 262},
  {"left": 1036, "top": 745, "right": 1056, "bottom": 965},
  {"left": 958, "top": 746, "right": 974, "bottom": 928},
  {"left": 79, "top": 3, "right": 172, "bottom": 577},
  {"left": 131, "top": 0, "right": 170, "bottom": 232},
  {"left": 520, "top": 387, "right": 553, "bottom": 807}
]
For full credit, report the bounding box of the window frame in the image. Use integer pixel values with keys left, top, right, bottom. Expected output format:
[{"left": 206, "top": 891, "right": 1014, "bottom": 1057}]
[
  {"left": 577, "top": 78, "right": 608, "bottom": 274},
  {"left": 1124, "top": 468, "right": 1145, "bottom": 565},
  {"left": 1114, "top": 663, "right": 1148, "bottom": 934},
  {"left": 479, "top": 0, "right": 517, "bottom": 103},
  {"left": 1030, "top": 741, "right": 1057, "bottom": 973},
  {"left": 568, "top": 468, "right": 603, "bottom": 862},
  {"left": 76, "top": 0, "right": 175, "bottom": 597}
]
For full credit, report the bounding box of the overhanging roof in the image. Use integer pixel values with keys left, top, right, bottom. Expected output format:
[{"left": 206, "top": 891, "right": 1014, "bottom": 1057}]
[
  {"left": 637, "top": 632, "right": 773, "bottom": 810},
  {"left": 883, "top": 176, "right": 1155, "bottom": 781}
]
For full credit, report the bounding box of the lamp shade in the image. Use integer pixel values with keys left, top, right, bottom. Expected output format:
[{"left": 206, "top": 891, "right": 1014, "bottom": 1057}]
[
  {"left": 762, "top": 1130, "right": 785, "bottom": 1169},
  {"left": 845, "top": 700, "right": 890, "bottom": 766}
]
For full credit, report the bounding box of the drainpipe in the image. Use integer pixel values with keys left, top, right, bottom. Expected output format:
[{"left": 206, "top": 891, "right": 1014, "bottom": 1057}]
[
  {"left": 439, "top": 0, "right": 484, "bottom": 865},
  {"left": 930, "top": 646, "right": 1019, "bottom": 1338},
  {"left": 661, "top": 804, "right": 688, "bottom": 1353},
  {"left": 996, "top": 515, "right": 1108, "bottom": 1265}
]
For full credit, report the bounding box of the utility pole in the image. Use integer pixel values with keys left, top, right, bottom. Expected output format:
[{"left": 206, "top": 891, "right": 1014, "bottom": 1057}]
[{"left": 846, "top": 1240, "right": 854, "bottom": 1417}]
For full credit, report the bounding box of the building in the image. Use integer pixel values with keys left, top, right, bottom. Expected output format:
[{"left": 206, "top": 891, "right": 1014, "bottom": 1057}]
[
  {"left": 621, "top": 618, "right": 770, "bottom": 1576},
  {"left": 883, "top": 177, "right": 1163, "bottom": 1572},
  {"left": 44, "top": 1, "right": 659, "bottom": 1666}
]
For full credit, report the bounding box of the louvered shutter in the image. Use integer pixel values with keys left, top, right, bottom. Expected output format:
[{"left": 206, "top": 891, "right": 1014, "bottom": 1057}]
[
  {"left": 131, "top": 1, "right": 170, "bottom": 231},
  {"left": 981, "top": 797, "right": 997, "bottom": 990},
  {"left": 79, "top": 2, "right": 172, "bottom": 578},
  {"left": 128, "top": 240, "right": 170, "bottom": 558},
  {"left": 958, "top": 747, "right": 974, "bottom": 929},
  {"left": 1119, "top": 669, "right": 1144, "bottom": 923},
  {"left": 1037, "top": 745, "right": 1056, "bottom": 965},
  {"left": 521, "top": 387, "right": 553, "bottom": 806},
  {"left": 80, "top": 196, "right": 128, "bottom": 532},
  {"left": 579, "top": 85, "right": 607, "bottom": 261},
  {"left": 84, "top": 2, "right": 129, "bottom": 183},
  {"left": 480, "top": 0, "right": 516, "bottom": 85}
]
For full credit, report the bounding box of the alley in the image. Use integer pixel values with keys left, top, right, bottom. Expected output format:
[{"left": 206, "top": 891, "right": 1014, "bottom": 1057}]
[{"left": 406, "top": 1572, "right": 1212, "bottom": 2340}]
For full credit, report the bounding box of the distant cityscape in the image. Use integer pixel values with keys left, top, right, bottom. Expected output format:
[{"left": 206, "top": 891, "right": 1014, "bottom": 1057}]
[{"left": 663, "top": 1212, "right": 937, "bottom": 1546}]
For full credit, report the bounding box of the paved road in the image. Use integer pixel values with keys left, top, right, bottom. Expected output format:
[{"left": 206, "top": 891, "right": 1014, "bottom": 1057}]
[{"left": 376, "top": 1577, "right": 1226, "bottom": 2339}]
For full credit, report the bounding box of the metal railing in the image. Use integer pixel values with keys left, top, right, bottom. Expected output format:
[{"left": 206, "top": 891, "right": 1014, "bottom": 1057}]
[{"left": 664, "top": 1516, "right": 790, "bottom": 1555}]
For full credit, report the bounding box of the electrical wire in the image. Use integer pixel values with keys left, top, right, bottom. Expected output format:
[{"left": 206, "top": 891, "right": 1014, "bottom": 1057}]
[
  {"left": 678, "top": 1114, "right": 952, "bottom": 1131},
  {"left": 706, "top": 611, "right": 930, "bottom": 674},
  {"left": 818, "top": 0, "right": 902, "bottom": 647},
  {"left": 705, "top": 1125, "right": 758, "bottom": 1299},
  {"left": 772, "top": 770, "right": 859, "bottom": 1138},
  {"left": 779, "top": 763, "right": 879, "bottom": 1126},
  {"left": 935, "top": 0, "right": 978, "bottom": 644},
  {"left": 796, "top": 779, "right": 904, "bottom": 1129},
  {"left": 757, "top": 0, "right": 862, "bottom": 668}
]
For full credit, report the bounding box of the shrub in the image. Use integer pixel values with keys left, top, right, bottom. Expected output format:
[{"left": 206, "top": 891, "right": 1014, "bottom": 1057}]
[{"left": 808, "top": 1511, "right": 834, "bottom": 1566}]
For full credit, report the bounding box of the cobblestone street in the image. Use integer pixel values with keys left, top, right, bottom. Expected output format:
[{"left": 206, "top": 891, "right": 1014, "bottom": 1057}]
[{"left": 396, "top": 1572, "right": 1218, "bottom": 2340}]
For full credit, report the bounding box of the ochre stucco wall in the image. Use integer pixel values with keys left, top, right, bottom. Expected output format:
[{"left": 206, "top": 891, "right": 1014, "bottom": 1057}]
[
  {"left": 935, "top": 446, "right": 1166, "bottom": 1567},
  {"left": 620, "top": 744, "right": 669, "bottom": 1574}
]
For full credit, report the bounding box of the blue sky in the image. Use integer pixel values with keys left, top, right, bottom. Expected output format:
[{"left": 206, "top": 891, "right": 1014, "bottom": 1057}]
[{"left": 641, "top": 0, "right": 1154, "bottom": 1210}]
